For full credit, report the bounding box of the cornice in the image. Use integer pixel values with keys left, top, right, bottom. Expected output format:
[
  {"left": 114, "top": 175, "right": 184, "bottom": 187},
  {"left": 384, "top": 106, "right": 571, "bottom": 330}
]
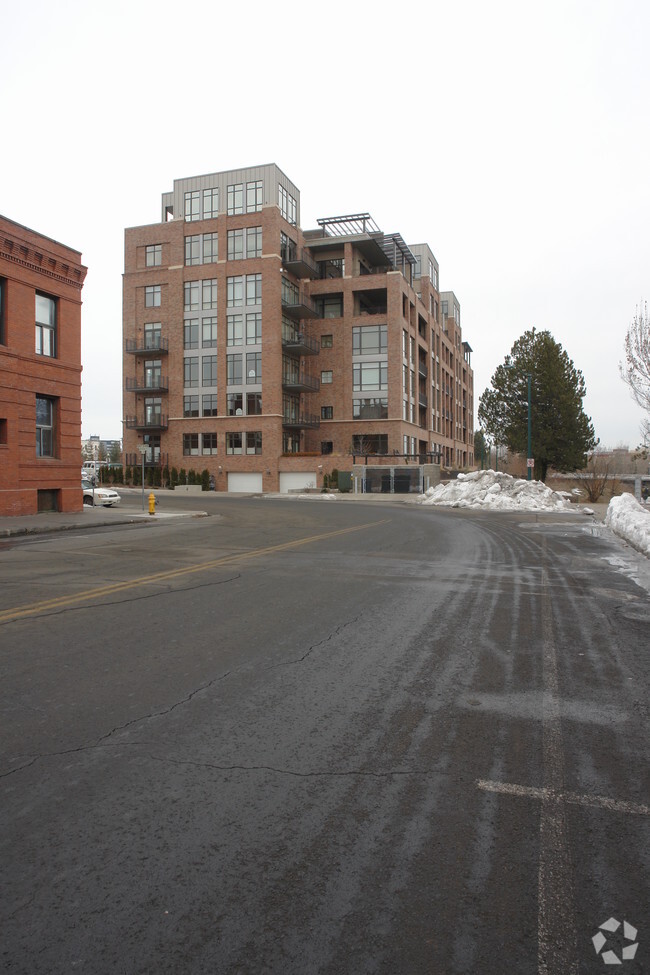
[{"left": 0, "top": 238, "right": 87, "bottom": 291}]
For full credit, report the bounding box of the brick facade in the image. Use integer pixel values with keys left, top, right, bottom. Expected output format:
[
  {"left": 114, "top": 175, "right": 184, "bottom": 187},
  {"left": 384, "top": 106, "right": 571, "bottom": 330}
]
[
  {"left": 122, "top": 165, "right": 474, "bottom": 492},
  {"left": 0, "top": 216, "right": 87, "bottom": 515}
]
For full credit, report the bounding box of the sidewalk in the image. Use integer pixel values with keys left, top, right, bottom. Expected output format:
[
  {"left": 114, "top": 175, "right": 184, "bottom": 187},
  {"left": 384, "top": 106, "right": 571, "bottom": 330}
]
[{"left": 0, "top": 504, "right": 209, "bottom": 538}]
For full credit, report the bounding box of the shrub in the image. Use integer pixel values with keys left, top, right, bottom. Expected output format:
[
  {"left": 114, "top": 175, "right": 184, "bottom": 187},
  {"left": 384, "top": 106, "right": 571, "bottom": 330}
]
[
  {"left": 170, "top": 467, "right": 179, "bottom": 488},
  {"left": 201, "top": 469, "right": 211, "bottom": 491},
  {"left": 179, "top": 468, "right": 187, "bottom": 485}
]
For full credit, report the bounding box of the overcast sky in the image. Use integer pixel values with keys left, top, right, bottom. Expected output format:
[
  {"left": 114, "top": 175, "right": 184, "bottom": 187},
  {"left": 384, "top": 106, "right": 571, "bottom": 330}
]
[{"left": 3, "top": 0, "right": 649, "bottom": 450}]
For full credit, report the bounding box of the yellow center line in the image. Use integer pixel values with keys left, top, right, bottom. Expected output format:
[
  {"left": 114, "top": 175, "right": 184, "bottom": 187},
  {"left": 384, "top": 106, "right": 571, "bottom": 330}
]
[{"left": 0, "top": 519, "right": 389, "bottom": 624}]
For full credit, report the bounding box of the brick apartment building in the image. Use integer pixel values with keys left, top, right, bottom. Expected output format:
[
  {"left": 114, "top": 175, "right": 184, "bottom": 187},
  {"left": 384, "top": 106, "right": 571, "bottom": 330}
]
[
  {"left": 122, "top": 164, "right": 473, "bottom": 493},
  {"left": 0, "top": 216, "right": 87, "bottom": 515}
]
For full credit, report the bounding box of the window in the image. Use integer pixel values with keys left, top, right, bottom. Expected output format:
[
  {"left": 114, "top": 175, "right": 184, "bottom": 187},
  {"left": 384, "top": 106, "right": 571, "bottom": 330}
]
[
  {"left": 353, "top": 397, "right": 388, "bottom": 419},
  {"left": 202, "top": 433, "right": 218, "bottom": 455},
  {"left": 184, "top": 357, "right": 199, "bottom": 388},
  {"left": 35, "top": 293, "right": 56, "bottom": 357},
  {"left": 202, "top": 317, "right": 217, "bottom": 348},
  {"left": 353, "top": 325, "right": 387, "bottom": 356},
  {"left": 183, "top": 395, "right": 199, "bottom": 417},
  {"left": 226, "top": 354, "right": 242, "bottom": 385},
  {"left": 321, "top": 406, "right": 333, "bottom": 419},
  {"left": 280, "top": 231, "right": 296, "bottom": 263},
  {"left": 227, "top": 314, "right": 243, "bottom": 346},
  {"left": 246, "top": 226, "right": 262, "bottom": 258},
  {"left": 246, "top": 179, "right": 263, "bottom": 212},
  {"left": 184, "top": 190, "right": 200, "bottom": 222},
  {"left": 246, "top": 273, "right": 262, "bottom": 305},
  {"left": 227, "top": 229, "right": 244, "bottom": 261},
  {"left": 226, "top": 432, "right": 243, "bottom": 454},
  {"left": 184, "top": 281, "right": 199, "bottom": 311},
  {"left": 144, "top": 323, "right": 162, "bottom": 350},
  {"left": 246, "top": 312, "right": 261, "bottom": 344},
  {"left": 247, "top": 392, "right": 262, "bottom": 415},
  {"left": 144, "top": 285, "right": 161, "bottom": 308},
  {"left": 146, "top": 244, "right": 162, "bottom": 267},
  {"left": 246, "top": 352, "right": 261, "bottom": 383},
  {"left": 185, "top": 236, "right": 201, "bottom": 266},
  {"left": 246, "top": 431, "right": 262, "bottom": 454},
  {"left": 203, "top": 187, "right": 218, "bottom": 219},
  {"left": 202, "top": 278, "right": 217, "bottom": 309},
  {"left": 317, "top": 295, "right": 343, "bottom": 318},
  {"left": 144, "top": 359, "right": 162, "bottom": 388},
  {"left": 279, "top": 184, "right": 297, "bottom": 224},
  {"left": 0, "top": 278, "right": 4, "bottom": 344},
  {"left": 321, "top": 370, "right": 333, "bottom": 384},
  {"left": 227, "top": 392, "right": 243, "bottom": 416},
  {"left": 144, "top": 397, "right": 162, "bottom": 425},
  {"left": 36, "top": 396, "right": 55, "bottom": 456},
  {"left": 202, "top": 355, "right": 217, "bottom": 386},
  {"left": 353, "top": 362, "right": 388, "bottom": 391},
  {"left": 227, "top": 183, "right": 244, "bottom": 215},
  {"left": 0, "top": 417, "right": 6, "bottom": 444},
  {"left": 203, "top": 232, "right": 218, "bottom": 263},
  {"left": 184, "top": 319, "right": 199, "bottom": 349},
  {"left": 183, "top": 433, "right": 199, "bottom": 455},
  {"left": 227, "top": 276, "right": 243, "bottom": 307},
  {"left": 321, "top": 334, "right": 333, "bottom": 348},
  {"left": 352, "top": 434, "right": 388, "bottom": 455},
  {"left": 321, "top": 442, "right": 333, "bottom": 455},
  {"left": 202, "top": 394, "right": 218, "bottom": 416}
]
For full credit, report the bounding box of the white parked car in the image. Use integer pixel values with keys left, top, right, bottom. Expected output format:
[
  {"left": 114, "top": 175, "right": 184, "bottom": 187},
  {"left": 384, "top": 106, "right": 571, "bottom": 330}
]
[{"left": 82, "top": 479, "right": 121, "bottom": 507}]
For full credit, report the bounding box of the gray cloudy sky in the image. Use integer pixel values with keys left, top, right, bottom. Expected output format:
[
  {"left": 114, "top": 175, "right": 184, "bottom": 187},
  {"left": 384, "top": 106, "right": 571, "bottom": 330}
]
[{"left": 3, "top": 0, "right": 649, "bottom": 449}]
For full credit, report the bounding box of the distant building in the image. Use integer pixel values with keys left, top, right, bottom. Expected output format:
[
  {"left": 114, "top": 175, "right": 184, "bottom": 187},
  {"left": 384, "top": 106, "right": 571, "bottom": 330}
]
[
  {"left": 122, "top": 164, "right": 474, "bottom": 493},
  {"left": 0, "top": 215, "right": 87, "bottom": 515},
  {"left": 81, "top": 435, "right": 122, "bottom": 462}
]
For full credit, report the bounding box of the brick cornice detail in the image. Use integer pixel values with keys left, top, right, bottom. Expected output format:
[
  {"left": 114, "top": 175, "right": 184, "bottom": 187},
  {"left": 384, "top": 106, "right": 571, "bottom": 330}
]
[{"left": 1, "top": 241, "right": 87, "bottom": 291}]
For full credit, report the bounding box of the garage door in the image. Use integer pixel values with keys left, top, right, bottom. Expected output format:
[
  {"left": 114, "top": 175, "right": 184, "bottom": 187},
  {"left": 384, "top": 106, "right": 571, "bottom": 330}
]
[
  {"left": 279, "top": 472, "right": 317, "bottom": 494},
  {"left": 227, "top": 473, "right": 263, "bottom": 493}
]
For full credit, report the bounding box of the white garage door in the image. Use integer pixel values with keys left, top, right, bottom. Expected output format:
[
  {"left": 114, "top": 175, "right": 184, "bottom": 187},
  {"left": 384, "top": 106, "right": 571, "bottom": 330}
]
[
  {"left": 227, "top": 473, "right": 263, "bottom": 493},
  {"left": 279, "top": 472, "right": 317, "bottom": 494}
]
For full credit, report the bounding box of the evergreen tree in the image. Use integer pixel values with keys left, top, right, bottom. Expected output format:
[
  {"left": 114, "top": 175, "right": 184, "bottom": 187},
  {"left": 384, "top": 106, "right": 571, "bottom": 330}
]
[{"left": 478, "top": 329, "right": 596, "bottom": 482}]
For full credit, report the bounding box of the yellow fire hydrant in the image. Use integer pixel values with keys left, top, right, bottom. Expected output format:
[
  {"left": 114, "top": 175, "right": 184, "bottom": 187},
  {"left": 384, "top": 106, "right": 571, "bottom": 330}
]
[{"left": 148, "top": 492, "right": 156, "bottom": 516}]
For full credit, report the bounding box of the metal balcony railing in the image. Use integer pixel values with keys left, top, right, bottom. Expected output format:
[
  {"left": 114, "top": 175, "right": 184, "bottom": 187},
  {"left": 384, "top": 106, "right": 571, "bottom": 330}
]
[
  {"left": 125, "top": 415, "right": 168, "bottom": 431},
  {"left": 125, "top": 337, "right": 169, "bottom": 355},
  {"left": 125, "top": 376, "right": 169, "bottom": 392}
]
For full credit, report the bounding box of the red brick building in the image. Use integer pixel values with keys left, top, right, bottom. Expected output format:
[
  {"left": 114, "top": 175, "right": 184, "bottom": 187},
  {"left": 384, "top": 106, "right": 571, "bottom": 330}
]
[
  {"left": 0, "top": 216, "right": 87, "bottom": 515},
  {"left": 122, "top": 165, "right": 473, "bottom": 493}
]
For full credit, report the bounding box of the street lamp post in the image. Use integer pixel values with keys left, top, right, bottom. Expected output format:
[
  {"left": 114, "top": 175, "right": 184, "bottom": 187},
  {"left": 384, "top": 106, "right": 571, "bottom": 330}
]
[
  {"left": 137, "top": 444, "right": 147, "bottom": 510},
  {"left": 526, "top": 372, "right": 532, "bottom": 481}
]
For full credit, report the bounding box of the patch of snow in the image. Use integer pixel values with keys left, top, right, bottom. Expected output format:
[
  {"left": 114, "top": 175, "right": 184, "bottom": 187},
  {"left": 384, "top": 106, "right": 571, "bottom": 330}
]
[
  {"left": 298, "top": 493, "right": 337, "bottom": 501},
  {"left": 416, "top": 469, "right": 573, "bottom": 511},
  {"left": 605, "top": 493, "right": 650, "bottom": 558}
]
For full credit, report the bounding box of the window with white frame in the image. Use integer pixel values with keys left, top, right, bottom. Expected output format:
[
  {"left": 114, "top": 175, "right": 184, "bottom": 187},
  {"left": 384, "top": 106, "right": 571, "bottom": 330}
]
[
  {"left": 35, "top": 293, "right": 56, "bottom": 357},
  {"left": 36, "top": 395, "right": 55, "bottom": 456}
]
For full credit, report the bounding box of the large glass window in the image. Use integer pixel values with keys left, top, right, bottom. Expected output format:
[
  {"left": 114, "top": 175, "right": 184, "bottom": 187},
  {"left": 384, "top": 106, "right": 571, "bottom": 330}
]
[
  {"left": 203, "top": 232, "right": 218, "bottom": 263},
  {"left": 227, "top": 229, "right": 244, "bottom": 261},
  {"left": 279, "top": 184, "right": 297, "bottom": 225},
  {"left": 35, "top": 395, "right": 55, "bottom": 456},
  {"left": 184, "top": 319, "right": 199, "bottom": 349},
  {"left": 184, "top": 191, "right": 200, "bottom": 222},
  {"left": 145, "top": 285, "right": 161, "bottom": 308},
  {"left": 146, "top": 244, "right": 162, "bottom": 267},
  {"left": 353, "top": 362, "right": 388, "bottom": 391},
  {"left": 227, "top": 314, "right": 243, "bottom": 346},
  {"left": 226, "top": 354, "right": 242, "bottom": 385},
  {"left": 202, "top": 394, "right": 218, "bottom": 416},
  {"left": 144, "top": 360, "right": 162, "bottom": 388},
  {"left": 227, "top": 276, "right": 243, "bottom": 307},
  {"left": 247, "top": 392, "right": 262, "bottom": 415},
  {"left": 246, "top": 180, "right": 263, "bottom": 212},
  {"left": 183, "top": 395, "right": 199, "bottom": 417},
  {"left": 202, "top": 433, "right": 218, "bottom": 455},
  {"left": 183, "top": 433, "right": 199, "bottom": 455},
  {"left": 227, "top": 392, "right": 243, "bottom": 416},
  {"left": 353, "top": 325, "right": 387, "bottom": 355},
  {"left": 246, "top": 273, "right": 262, "bottom": 305},
  {"left": 227, "top": 183, "right": 244, "bottom": 215},
  {"left": 144, "top": 323, "right": 162, "bottom": 350},
  {"left": 202, "top": 317, "right": 217, "bottom": 348},
  {"left": 246, "top": 312, "right": 261, "bottom": 344},
  {"left": 353, "top": 397, "right": 388, "bottom": 419},
  {"left": 246, "top": 226, "right": 262, "bottom": 258},
  {"left": 246, "top": 352, "right": 261, "bottom": 383},
  {"left": 35, "top": 293, "right": 56, "bottom": 357},
  {"left": 203, "top": 187, "right": 218, "bottom": 219},
  {"left": 352, "top": 434, "right": 388, "bottom": 455},
  {"left": 202, "top": 355, "right": 217, "bottom": 386},
  {"left": 184, "top": 357, "right": 199, "bottom": 388},
  {"left": 246, "top": 431, "right": 262, "bottom": 454},
  {"left": 184, "top": 281, "right": 199, "bottom": 311},
  {"left": 185, "top": 235, "right": 200, "bottom": 266},
  {"left": 226, "top": 432, "right": 243, "bottom": 454},
  {"left": 202, "top": 278, "right": 217, "bottom": 309},
  {"left": 144, "top": 397, "right": 162, "bottom": 424}
]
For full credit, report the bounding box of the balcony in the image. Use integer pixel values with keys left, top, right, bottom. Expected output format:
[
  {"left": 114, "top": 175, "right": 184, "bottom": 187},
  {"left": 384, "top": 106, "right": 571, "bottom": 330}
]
[
  {"left": 418, "top": 393, "right": 428, "bottom": 408},
  {"left": 125, "top": 376, "right": 169, "bottom": 393},
  {"left": 282, "top": 332, "right": 320, "bottom": 356},
  {"left": 418, "top": 361, "right": 428, "bottom": 378},
  {"left": 125, "top": 337, "right": 169, "bottom": 355},
  {"left": 281, "top": 291, "right": 321, "bottom": 320},
  {"left": 282, "top": 370, "right": 320, "bottom": 392},
  {"left": 282, "top": 247, "right": 319, "bottom": 279},
  {"left": 125, "top": 414, "right": 169, "bottom": 431},
  {"left": 282, "top": 412, "right": 320, "bottom": 429}
]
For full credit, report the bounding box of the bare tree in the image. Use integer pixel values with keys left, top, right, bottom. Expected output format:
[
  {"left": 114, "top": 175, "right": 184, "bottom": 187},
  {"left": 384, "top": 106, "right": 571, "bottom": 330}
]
[
  {"left": 620, "top": 301, "right": 650, "bottom": 447},
  {"left": 581, "top": 450, "right": 618, "bottom": 503}
]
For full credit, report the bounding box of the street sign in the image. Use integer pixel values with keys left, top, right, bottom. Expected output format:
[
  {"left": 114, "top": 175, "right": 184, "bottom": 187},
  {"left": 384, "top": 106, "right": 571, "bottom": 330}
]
[{"left": 527, "top": 458, "right": 534, "bottom": 468}]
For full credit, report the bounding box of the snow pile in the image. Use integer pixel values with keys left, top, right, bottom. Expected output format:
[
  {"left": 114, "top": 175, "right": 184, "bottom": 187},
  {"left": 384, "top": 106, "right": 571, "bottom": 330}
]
[
  {"left": 605, "top": 493, "right": 650, "bottom": 557},
  {"left": 416, "top": 469, "right": 572, "bottom": 511},
  {"left": 298, "top": 493, "right": 337, "bottom": 501}
]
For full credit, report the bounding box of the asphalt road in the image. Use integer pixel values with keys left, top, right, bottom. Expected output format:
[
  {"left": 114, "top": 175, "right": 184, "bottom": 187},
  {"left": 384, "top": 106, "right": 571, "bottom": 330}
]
[{"left": 0, "top": 497, "right": 648, "bottom": 975}]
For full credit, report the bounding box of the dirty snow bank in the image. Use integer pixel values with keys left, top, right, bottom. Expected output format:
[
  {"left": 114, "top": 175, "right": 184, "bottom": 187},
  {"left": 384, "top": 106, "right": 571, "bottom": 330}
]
[
  {"left": 416, "top": 469, "right": 572, "bottom": 511},
  {"left": 605, "top": 494, "right": 650, "bottom": 557}
]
